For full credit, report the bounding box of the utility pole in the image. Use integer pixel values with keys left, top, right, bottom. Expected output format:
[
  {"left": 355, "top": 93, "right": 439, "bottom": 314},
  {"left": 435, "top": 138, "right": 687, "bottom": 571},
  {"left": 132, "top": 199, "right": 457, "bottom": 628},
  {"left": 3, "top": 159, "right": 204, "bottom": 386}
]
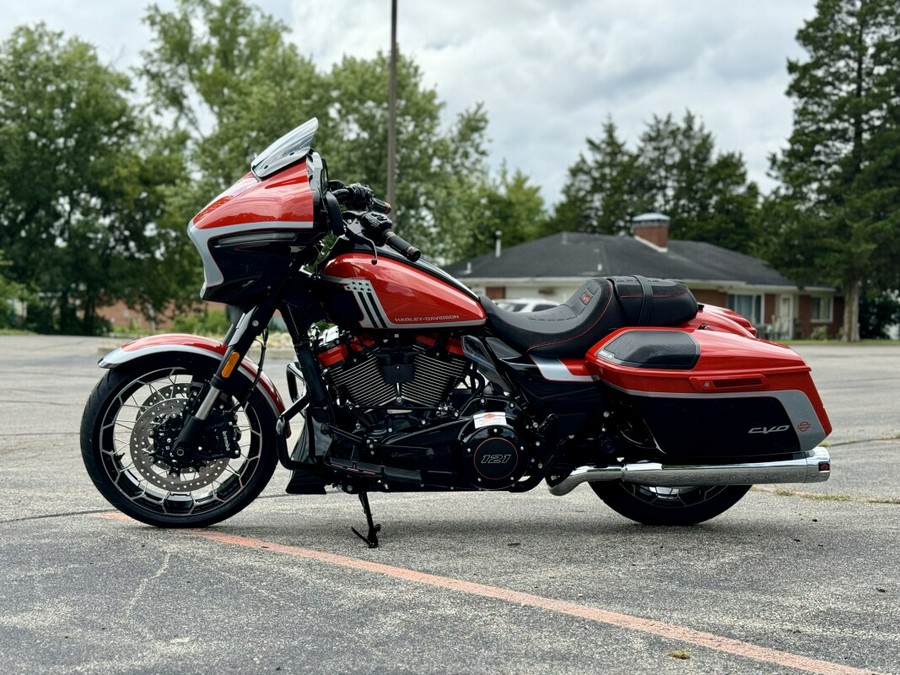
[{"left": 387, "top": 0, "right": 398, "bottom": 215}]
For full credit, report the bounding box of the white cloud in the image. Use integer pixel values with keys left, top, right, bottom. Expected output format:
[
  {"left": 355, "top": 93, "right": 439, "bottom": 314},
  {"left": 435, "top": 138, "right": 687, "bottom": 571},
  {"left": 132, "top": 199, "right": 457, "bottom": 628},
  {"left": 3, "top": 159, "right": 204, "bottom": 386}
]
[
  {"left": 2, "top": 0, "right": 819, "bottom": 204},
  {"left": 288, "top": 0, "right": 816, "bottom": 202}
]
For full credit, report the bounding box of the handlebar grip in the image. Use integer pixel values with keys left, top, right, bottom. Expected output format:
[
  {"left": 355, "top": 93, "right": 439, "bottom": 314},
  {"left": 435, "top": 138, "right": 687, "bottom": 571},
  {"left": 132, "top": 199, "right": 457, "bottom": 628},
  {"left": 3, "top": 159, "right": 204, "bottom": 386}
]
[
  {"left": 384, "top": 230, "right": 420, "bottom": 262},
  {"left": 371, "top": 197, "right": 392, "bottom": 215}
]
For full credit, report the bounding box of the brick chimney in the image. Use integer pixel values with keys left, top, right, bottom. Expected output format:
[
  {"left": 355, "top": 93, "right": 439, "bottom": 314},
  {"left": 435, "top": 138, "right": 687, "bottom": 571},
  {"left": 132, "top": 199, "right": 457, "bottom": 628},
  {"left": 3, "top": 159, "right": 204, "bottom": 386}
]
[{"left": 631, "top": 213, "right": 670, "bottom": 251}]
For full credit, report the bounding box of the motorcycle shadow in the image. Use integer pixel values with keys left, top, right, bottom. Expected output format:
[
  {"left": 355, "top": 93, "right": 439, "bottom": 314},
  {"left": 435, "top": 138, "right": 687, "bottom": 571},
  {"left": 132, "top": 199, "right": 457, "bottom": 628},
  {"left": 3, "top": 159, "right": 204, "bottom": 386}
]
[{"left": 190, "top": 492, "right": 804, "bottom": 555}]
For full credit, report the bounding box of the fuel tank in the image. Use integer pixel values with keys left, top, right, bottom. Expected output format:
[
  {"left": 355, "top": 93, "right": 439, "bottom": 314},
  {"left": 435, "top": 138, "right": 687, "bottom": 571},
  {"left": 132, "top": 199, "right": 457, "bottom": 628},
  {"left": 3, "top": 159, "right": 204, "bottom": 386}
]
[{"left": 321, "top": 252, "right": 487, "bottom": 330}]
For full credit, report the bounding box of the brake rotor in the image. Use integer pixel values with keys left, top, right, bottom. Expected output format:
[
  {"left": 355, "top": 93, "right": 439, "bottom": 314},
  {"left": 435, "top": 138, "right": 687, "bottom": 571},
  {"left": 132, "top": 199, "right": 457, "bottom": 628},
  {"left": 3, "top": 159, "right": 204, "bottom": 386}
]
[{"left": 130, "top": 385, "right": 229, "bottom": 491}]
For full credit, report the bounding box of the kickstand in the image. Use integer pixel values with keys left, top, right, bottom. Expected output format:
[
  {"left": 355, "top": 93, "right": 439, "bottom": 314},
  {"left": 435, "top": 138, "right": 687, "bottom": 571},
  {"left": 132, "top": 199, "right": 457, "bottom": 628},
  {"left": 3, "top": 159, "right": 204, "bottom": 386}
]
[{"left": 351, "top": 492, "right": 382, "bottom": 548}]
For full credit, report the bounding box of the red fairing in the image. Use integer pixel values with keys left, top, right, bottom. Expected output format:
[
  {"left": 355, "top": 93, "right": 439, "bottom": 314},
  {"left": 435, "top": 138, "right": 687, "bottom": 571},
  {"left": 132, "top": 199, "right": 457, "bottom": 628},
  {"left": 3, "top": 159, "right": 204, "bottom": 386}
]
[
  {"left": 191, "top": 162, "right": 314, "bottom": 231},
  {"left": 322, "top": 253, "right": 487, "bottom": 329}
]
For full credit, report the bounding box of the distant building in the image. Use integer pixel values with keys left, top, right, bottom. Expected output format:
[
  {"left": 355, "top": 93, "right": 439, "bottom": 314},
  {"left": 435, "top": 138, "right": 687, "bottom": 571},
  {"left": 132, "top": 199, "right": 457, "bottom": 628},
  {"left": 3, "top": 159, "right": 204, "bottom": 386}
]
[
  {"left": 96, "top": 301, "right": 167, "bottom": 333},
  {"left": 446, "top": 214, "right": 842, "bottom": 340}
]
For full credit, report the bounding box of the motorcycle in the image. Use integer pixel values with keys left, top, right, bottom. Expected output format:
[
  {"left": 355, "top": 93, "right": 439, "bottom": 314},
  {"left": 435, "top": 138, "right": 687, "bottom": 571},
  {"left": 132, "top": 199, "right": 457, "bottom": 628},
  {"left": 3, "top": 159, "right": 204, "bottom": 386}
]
[{"left": 80, "top": 118, "right": 832, "bottom": 547}]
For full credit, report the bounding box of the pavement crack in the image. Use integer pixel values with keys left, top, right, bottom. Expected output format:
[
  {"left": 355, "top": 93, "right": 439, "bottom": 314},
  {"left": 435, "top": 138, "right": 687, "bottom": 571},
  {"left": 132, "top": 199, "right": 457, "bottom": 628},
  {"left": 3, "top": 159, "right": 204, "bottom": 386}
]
[
  {"left": 126, "top": 550, "right": 171, "bottom": 618},
  {"left": 0, "top": 508, "right": 114, "bottom": 524},
  {"left": 0, "top": 497, "right": 292, "bottom": 526},
  {"left": 0, "top": 431, "right": 80, "bottom": 438}
]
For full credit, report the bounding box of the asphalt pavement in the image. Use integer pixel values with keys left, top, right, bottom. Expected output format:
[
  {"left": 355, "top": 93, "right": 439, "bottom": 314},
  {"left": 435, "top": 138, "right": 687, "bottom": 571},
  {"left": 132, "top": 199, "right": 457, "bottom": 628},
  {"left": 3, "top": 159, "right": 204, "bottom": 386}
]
[{"left": 1, "top": 335, "right": 898, "bottom": 674}]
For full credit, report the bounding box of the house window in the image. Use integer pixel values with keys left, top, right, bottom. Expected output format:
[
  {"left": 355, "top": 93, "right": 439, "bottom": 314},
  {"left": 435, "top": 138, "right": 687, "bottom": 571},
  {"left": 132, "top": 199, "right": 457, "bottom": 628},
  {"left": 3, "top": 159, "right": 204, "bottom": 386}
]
[
  {"left": 727, "top": 294, "right": 763, "bottom": 325},
  {"left": 810, "top": 295, "right": 833, "bottom": 323}
]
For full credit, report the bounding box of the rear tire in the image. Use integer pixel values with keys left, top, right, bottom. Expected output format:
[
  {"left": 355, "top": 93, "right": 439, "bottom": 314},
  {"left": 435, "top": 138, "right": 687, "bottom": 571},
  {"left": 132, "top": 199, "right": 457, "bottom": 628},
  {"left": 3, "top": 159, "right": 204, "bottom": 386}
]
[
  {"left": 590, "top": 483, "right": 751, "bottom": 526},
  {"left": 80, "top": 353, "right": 278, "bottom": 527}
]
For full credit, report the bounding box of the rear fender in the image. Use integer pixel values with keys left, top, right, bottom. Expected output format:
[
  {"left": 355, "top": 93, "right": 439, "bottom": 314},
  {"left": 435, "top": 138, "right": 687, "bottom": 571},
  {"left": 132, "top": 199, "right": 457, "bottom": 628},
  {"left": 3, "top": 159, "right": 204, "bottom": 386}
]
[{"left": 99, "top": 333, "right": 287, "bottom": 416}]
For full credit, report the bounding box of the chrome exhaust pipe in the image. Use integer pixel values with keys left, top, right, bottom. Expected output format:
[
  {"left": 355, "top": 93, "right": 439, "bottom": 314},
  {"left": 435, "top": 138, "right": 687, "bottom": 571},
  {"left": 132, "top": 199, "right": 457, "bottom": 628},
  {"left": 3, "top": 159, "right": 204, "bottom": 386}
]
[{"left": 548, "top": 446, "right": 831, "bottom": 497}]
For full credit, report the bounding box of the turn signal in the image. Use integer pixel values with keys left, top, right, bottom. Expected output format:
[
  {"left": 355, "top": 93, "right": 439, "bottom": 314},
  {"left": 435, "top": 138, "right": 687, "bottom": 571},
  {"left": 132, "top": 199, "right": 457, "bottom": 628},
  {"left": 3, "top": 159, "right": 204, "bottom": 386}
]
[{"left": 222, "top": 351, "right": 241, "bottom": 378}]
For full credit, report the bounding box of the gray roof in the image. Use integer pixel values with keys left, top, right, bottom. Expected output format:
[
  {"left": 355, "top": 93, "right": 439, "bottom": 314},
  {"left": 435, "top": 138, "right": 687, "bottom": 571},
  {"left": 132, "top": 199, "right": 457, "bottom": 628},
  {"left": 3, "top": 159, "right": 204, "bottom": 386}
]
[{"left": 445, "top": 232, "right": 796, "bottom": 287}]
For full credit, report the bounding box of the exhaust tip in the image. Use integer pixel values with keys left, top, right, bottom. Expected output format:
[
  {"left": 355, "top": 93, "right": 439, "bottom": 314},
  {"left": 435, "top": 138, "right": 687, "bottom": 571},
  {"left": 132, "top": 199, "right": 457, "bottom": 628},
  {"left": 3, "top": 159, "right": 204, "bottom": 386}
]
[{"left": 809, "top": 446, "right": 831, "bottom": 482}]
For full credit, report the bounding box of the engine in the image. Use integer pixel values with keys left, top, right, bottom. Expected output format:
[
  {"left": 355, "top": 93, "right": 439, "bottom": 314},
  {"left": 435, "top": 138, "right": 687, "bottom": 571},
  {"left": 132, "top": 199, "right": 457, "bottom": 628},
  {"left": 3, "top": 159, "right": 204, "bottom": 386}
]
[
  {"left": 315, "top": 331, "right": 535, "bottom": 490},
  {"left": 317, "top": 332, "right": 469, "bottom": 409}
]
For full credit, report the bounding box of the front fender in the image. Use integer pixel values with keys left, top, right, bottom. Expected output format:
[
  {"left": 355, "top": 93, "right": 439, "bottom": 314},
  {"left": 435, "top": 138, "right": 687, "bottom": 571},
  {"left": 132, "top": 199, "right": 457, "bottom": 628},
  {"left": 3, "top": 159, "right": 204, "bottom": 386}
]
[{"left": 100, "top": 333, "right": 287, "bottom": 417}]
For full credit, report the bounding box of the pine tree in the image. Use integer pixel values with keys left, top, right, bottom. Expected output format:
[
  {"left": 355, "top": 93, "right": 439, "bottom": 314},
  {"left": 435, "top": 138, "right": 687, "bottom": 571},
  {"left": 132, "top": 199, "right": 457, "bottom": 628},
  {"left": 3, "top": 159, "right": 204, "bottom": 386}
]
[
  {"left": 636, "top": 112, "right": 759, "bottom": 252},
  {"left": 549, "top": 119, "right": 641, "bottom": 235},
  {"left": 768, "top": 0, "right": 900, "bottom": 341},
  {"left": 552, "top": 112, "right": 759, "bottom": 251}
]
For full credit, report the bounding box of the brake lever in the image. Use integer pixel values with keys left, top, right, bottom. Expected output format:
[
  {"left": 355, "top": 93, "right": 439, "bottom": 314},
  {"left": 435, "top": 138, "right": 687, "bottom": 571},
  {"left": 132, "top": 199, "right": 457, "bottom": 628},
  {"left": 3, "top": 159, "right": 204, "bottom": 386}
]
[{"left": 363, "top": 235, "right": 378, "bottom": 265}]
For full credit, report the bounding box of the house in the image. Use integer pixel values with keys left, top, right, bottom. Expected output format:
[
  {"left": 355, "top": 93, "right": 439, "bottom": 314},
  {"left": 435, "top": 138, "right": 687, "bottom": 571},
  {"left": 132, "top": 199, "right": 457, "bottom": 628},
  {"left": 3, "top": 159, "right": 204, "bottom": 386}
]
[{"left": 445, "top": 214, "right": 842, "bottom": 340}]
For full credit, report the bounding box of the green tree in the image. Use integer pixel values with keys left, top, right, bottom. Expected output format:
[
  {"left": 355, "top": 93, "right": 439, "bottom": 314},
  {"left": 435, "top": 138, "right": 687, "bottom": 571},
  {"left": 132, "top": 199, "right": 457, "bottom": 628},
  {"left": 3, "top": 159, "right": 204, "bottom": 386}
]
[
  {"left": 859, "top": 282, "right": 900, "bottom": 339},
  {"left": 142, "top": 0, "right": 323, "bottom": 194},
  {"left": 0, "top": 249, "right": 25, "bottom": 329},
  {"left": 552, "top": 112, "right": 760, "bottom": 251},
  {"left": 549, "top": 119, "right": 640, "bottom": 235},
  {"left": 0, "top": 25, "right": 186, "bottom": 334},
  {"left": 140, "top": 0, "right": 500, "bottom": 263},
  {"left": 319, "top": 54, "right": 493, "bottom": 260},
  {"left": 636, "top": 112, "right": 760, "bottom": 252},
  {"left": 767, "top": 0, "right": 900, "bottom": 341},
  {"left": 456, "top": 166, "right": 548, "bottom": 259}
]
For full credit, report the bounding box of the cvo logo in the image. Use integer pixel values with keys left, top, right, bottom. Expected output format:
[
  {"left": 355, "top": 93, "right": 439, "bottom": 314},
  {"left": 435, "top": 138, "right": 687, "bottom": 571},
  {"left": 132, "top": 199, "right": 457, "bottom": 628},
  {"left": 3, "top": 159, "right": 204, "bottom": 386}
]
[{"left": 748, "top": 425, "right": 790, "bottom": 435}]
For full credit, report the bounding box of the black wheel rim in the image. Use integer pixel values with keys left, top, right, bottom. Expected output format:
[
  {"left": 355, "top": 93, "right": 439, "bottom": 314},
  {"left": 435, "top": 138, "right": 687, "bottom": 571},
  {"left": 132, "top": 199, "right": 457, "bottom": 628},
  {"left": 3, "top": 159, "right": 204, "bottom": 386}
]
[
  {"left": 621, "top": 484, "right": 732, "bottom": 508},
  {"left": 98, "top": 366, "right": 263, "bottom": 519}
]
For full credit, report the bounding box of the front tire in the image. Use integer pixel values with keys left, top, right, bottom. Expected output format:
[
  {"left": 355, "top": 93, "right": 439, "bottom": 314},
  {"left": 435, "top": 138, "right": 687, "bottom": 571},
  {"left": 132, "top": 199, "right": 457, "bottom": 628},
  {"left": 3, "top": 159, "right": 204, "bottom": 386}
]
[
  {"left": 81, "top": 353, "right": 278, "bottom": 527},
  {"left": 590, "top": 483, "right": 751, "bottom": 526}
]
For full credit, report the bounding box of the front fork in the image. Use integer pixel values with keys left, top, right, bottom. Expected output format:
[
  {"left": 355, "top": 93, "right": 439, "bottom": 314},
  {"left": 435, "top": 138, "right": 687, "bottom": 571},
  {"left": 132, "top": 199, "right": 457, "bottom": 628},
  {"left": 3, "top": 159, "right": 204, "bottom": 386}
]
[{"left": 172, "top": 307, "right": 271, "bottom": 457}]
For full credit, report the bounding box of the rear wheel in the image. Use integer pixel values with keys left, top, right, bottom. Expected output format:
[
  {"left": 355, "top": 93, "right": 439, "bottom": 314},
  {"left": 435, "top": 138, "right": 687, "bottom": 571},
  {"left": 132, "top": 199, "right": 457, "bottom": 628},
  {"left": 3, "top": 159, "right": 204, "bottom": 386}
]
[
  {"left": 81, "top": 353, "right": 278, "bottom": 527},
  {"left": 590, "top": 483, "right": 751, "bottom": 526}
]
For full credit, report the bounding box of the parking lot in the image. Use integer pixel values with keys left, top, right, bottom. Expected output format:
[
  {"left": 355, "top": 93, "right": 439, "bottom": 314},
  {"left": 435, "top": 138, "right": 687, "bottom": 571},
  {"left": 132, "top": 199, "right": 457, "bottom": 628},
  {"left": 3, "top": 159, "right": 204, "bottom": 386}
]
[{"left": 1, "top": 336, "right": 898, "bottom": 674}]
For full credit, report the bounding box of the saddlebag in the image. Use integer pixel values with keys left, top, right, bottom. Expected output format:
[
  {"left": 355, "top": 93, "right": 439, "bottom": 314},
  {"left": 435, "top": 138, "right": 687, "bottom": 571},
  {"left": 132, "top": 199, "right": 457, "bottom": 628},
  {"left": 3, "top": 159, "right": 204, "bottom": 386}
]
[{"left": 586, "top": 327, "right": 831, "bottom": 459}]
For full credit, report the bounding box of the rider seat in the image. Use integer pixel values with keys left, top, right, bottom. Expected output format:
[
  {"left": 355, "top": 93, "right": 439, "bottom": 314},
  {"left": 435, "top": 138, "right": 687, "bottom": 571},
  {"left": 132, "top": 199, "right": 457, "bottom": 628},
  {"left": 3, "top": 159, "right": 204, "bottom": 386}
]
[{"left": 480, "top": 275, "right": 699, "bottom": 358}]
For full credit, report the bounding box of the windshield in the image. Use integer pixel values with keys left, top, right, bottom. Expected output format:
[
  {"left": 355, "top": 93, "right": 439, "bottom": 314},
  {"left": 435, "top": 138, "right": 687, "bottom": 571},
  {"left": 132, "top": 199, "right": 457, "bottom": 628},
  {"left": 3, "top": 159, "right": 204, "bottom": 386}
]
[{"left": 250, "top": 118, "right": 319, "bottom": 179}]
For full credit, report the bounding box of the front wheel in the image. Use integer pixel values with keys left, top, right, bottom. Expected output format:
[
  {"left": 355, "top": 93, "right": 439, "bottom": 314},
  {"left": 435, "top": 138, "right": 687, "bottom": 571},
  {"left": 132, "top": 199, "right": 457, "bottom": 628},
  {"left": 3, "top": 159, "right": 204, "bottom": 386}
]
[
  {"left": 590, "top": 483, "right": 751, "bottom": 526},
  {"left": 81, "top": 353, "right": 278, "bottom": 527}
]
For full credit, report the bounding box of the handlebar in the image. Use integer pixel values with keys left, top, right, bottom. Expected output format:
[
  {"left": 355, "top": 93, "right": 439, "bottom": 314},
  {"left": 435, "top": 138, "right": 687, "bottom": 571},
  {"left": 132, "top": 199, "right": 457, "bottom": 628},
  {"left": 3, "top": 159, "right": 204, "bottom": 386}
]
[
  {"left": 356, "top": 211, "right": 421, "bottom": 262},
  {"left": 370, "top": 196, "right": 391, "bottom": 215},
  {"left": 383, "top": 230, "right": 421, "bottom": 262},
  {"left": 326, "top": 182, "right": 420, "bottom": 262},
  {"left": 330, "top": 182, "right": 391, "bottom": 214}
]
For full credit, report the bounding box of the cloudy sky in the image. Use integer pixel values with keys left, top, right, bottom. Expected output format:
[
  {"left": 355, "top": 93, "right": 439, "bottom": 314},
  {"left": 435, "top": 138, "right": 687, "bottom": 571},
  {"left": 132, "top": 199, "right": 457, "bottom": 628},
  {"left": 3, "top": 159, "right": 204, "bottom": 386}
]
[{"left": 2, "top": 0, "right": 818, "bottom": 205}]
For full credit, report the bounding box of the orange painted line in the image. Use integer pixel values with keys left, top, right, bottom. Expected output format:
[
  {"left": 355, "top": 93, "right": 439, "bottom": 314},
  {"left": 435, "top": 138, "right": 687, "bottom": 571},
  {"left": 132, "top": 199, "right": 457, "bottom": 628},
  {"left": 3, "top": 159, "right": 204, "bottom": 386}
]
[{"left": 97, "top": 513, "right": 876, "bottom": 675}]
